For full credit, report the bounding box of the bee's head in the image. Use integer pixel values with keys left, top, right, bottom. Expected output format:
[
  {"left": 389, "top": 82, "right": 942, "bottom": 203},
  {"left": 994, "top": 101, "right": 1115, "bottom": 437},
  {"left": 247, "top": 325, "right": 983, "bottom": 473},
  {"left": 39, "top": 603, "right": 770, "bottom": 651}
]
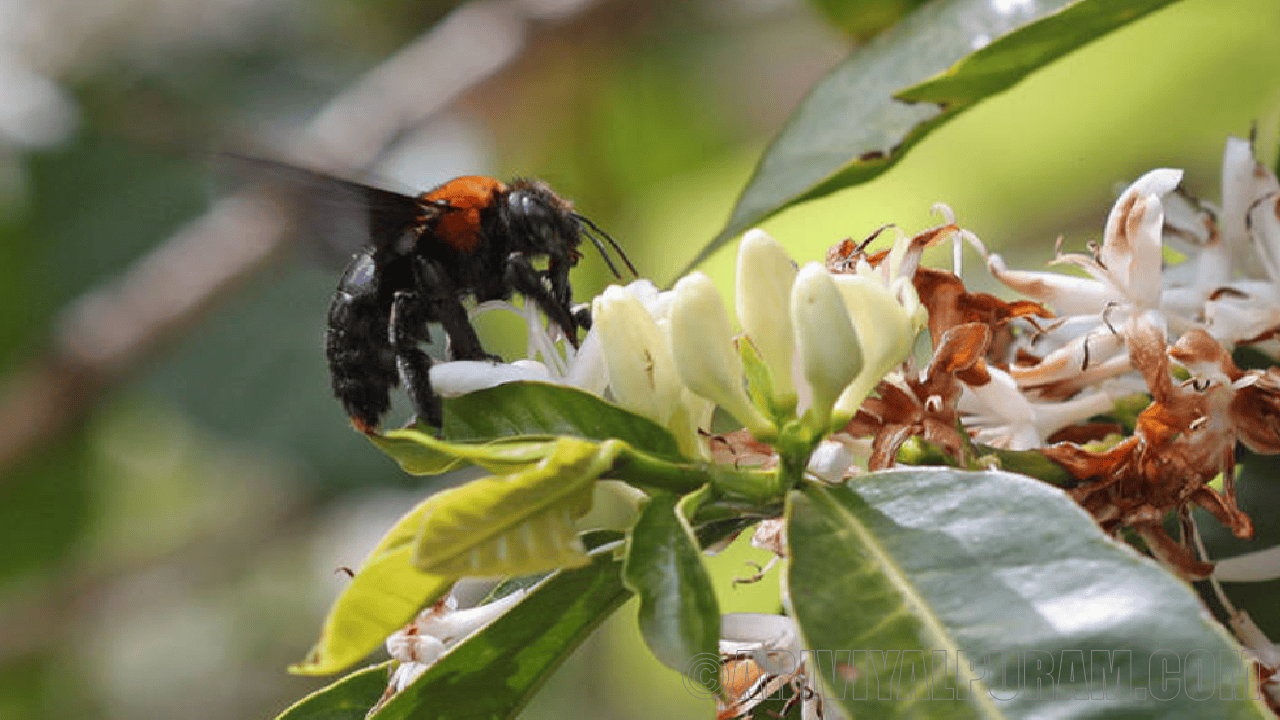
[{"left": 503, "top": 179, "right": 636, "bottom": 278}]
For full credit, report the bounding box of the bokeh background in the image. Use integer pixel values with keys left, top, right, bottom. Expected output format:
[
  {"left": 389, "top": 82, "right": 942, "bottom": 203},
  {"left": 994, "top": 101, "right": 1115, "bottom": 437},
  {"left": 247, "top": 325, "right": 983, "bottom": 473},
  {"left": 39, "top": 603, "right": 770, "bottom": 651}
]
[{"left": 0, "top": 0, "right": 1278, "bottom": 717}]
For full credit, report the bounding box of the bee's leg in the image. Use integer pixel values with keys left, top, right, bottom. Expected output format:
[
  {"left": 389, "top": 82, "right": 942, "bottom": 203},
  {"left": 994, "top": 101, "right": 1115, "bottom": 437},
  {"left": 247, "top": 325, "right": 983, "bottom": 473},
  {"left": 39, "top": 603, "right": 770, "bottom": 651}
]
[
  {"left": 572, "top": 305, "right": 592, "bottom": 331},
  {"left": 389, "top": 291, "right": 442, "bottom": 428},
  {"left": 504, "top": 252, "right": 581, "bottom": 346},
  {"left": 412, "top": 256, "right": 498, "bottom": 362},
  {"left": 547, "top": 255, "right": 573, "bottom": 308},
  {"left": 548, "top": 254, "right": 592, "bottom": 335}
]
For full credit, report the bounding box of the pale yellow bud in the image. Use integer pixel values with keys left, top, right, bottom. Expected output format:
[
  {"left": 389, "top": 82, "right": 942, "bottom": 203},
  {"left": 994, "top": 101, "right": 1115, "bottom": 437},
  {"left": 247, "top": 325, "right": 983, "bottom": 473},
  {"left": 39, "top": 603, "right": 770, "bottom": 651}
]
[
  {"left": 670, "top": 272, "right": 776, "bottom": 438},
  {"left": 830, "top": 274, "right": 922, "bottom": 425},
  {"left": 735, "top": 229, "right": 798, "bottom": 407},
  {"left": 791, "top": 264, "right": 862, "bottom": 431}
]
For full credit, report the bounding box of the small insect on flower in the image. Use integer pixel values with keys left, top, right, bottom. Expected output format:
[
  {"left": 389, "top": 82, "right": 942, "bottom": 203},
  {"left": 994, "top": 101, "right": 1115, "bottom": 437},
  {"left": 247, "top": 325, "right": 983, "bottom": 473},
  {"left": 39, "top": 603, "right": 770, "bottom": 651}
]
[{"left": 231, "top": 157, "right": 637, "bottom": 432}]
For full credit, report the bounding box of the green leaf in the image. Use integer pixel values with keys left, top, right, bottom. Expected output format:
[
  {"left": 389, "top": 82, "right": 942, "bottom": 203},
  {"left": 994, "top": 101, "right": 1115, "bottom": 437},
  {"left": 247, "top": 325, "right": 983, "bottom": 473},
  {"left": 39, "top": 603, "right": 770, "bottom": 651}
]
[
  {"left": 809, "top": 0, "right": 931, "bottom": 40},
  {"left": 688, "top": 0, "right": 1182, "bottom": 271},
  {"left": 786, "top": 469, "right": 1271, "bottom": 718},
  {"left": 369, "top": 426, "right": 556, "bottom": 476},
  {"left": 274, "top": 662, "right": 391, "bottom": 719},
  {"left": 370, "top": 547, "right": 632, "bottom": 720},
  {"left": 623, "top": 487, "right": 721, "bottom": 690},
  {"left": 291, "top": 489, "right": 456, "bottom": 675},
  {"left": 739, "top": 336, "right": 785, "bottom": 420},
  {"left": 414, "top": 437, "right": 623, "bottom": 577},
  {"left": 292, "top": 433, "right": 625, "bottom": 677},
  {"left": 443, "top": 381, "right": 683, "bottom": 459}
]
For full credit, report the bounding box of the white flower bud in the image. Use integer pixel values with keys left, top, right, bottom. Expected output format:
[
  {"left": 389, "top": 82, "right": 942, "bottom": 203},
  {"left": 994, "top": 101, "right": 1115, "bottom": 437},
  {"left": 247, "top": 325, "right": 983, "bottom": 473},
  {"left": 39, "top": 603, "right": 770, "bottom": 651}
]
[
  {"left": 830, "top": 274, "right": 921, "bottom": 424},
  {"left": 791, "top": 263, "right": 862, "bottom": 431},
  {"left": 671, "top": 272, "right": 776, "bottom": 437},
  {"left": 735, "top": 229, "right": 798, "bottom": 407},
  {"left": 591, "top": 286, "right": 682, "bottom": 426}
]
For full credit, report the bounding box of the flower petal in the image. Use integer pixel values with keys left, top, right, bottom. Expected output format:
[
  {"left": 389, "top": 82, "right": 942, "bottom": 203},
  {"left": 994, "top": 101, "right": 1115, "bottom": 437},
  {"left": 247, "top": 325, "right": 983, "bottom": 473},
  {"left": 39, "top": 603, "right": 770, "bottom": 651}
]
[
  {"left": 735, "top": 229, "right": 799, "bottom": 406},
  {"left": 670, "top": 272, "right": 775, "bottom": 437},
  {"left": 591, "top": 286, "right": 682, "bottom": 426},
  {"left": 1101, "top": 168, "right": 1181, "bottom": 306},
  {"left": 791, "top": 263, "right": 863, "bottom": 430},
  {"left": 430, "top": 360, "right": 551, "bottom": 397}
]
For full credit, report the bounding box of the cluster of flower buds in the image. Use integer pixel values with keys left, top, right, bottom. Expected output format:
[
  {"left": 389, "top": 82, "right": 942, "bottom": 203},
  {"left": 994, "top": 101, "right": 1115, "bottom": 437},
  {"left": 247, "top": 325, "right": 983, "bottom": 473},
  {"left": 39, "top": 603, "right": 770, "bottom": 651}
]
[
  {"left": 425, "top": 136, "right": 1280, "bottom": 582},
  {"left": 586, "top": 228, "right": 930, "bottom": 486}
]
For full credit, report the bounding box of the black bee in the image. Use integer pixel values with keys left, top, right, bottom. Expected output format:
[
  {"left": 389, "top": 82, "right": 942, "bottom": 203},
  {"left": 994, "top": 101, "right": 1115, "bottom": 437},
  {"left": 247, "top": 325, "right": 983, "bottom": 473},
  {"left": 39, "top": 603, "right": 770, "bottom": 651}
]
[
  {"left": 325, "top": 172, "right": 636, "bottom": 432},
  {"left": 233, "top": 158, "right": 636, "bottom": 433}
]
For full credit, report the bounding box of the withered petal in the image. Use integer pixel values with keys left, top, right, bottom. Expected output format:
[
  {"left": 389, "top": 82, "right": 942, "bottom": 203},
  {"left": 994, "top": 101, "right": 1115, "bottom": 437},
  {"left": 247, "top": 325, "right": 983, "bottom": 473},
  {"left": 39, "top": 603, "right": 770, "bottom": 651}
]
[{"left": 1132, "top": 521, "right": 1215, "bottom": 581}]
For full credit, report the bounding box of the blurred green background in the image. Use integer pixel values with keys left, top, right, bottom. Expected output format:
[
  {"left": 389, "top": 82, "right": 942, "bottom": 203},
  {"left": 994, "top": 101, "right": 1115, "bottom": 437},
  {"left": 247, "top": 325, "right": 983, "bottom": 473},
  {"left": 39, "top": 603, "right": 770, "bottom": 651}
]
[{"left": 0, "top": 0, "right": 1277, "bottom": 718}]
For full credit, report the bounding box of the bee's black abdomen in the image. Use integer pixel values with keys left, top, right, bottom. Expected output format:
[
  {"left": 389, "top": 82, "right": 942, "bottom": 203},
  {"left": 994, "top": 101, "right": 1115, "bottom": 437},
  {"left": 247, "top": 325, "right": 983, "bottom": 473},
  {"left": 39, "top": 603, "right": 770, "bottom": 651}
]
[{"left": 326, "top": 252, "right": 399, "bottom": 432}]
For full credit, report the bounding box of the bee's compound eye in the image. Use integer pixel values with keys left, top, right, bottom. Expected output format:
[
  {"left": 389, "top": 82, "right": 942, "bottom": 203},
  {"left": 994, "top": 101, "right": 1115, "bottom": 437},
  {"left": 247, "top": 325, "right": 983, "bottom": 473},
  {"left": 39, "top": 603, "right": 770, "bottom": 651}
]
[
  {"left": 506, "top": 191, "right": 543, "bottom": 220},
  {"left": 506, "top": 191, "right": 562, "bottom": 245}
]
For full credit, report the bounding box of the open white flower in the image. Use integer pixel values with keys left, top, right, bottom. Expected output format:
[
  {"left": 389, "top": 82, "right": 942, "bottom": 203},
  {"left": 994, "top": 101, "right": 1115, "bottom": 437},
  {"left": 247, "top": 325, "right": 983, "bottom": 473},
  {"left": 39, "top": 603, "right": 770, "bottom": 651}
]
[
  {"left": 429, "top": 297, "right": 607, "bottom": 398},
  {"left": 986, "top": 168, "right": 1182, "bottom": 396},
  {"left": 379, "top": 588, "right": 527, "bottom": 704},
  {"left": 592, "top": 281, "right": 712, "bottom": 458},
  {"left": 958, "top": 366, "right": 1117, "bottom": 450},
  {"left": 1195, "top": 137, "right": 1280, "bottom": 349}
]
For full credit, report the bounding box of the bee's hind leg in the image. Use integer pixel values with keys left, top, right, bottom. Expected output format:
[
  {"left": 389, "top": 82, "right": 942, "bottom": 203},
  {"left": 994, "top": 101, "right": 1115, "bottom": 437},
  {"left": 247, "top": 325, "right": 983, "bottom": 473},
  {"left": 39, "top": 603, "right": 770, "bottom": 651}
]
[{"left": 389, "top": 290, "right": 442, "bottom": 428}]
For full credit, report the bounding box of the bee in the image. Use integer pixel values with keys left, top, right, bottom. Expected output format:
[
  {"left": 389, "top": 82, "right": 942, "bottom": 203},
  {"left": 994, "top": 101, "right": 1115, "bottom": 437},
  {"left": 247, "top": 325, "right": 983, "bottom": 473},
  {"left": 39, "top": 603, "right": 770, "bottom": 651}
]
[{"left": 233, "top": 158, "right": 635, "bottom": 432}]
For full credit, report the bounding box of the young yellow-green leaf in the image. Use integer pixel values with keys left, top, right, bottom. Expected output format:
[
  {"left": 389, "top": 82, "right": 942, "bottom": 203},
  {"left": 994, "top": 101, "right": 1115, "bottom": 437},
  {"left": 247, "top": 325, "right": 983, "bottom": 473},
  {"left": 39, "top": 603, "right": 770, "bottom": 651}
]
[
  {"left": 370, "top": 426, "right": 556, "bottom": 476},
  {"left": 444, "top": 382, "right": 685, "bottom": 460},
  {"left": 291, "top": 491, "right": 461, "bottom": 676},
  {"left": 685, "top": 0, "right": 1182, "bottom": 272},
  {"left": 623, "top": 487, "right": 721, "bottom": 692},
  {"left": 291, "top": 542, "right": 453, "bottom": 676},
  {"left": 414, "top": 438, "right": 625, "bottom": 577},
  {"left": 739, "top": 336, "right": 788, "bottom": 421},
  {"left": 786, "top": 469, "right": 1272, "bottom": 719},
  {"left": 274, "top": 662, "right": 391, "bottom": 719},
  {"left": 367, "top": 430, "right": 463, "bottom": 475}
]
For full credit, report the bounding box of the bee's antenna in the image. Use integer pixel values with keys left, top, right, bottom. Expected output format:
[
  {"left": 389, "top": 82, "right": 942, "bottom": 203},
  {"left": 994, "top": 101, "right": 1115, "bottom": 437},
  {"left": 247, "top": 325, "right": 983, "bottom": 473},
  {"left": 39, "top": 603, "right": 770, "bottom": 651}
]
[{"left": 574, "top": 213, "right": 638, "bottom": 278}]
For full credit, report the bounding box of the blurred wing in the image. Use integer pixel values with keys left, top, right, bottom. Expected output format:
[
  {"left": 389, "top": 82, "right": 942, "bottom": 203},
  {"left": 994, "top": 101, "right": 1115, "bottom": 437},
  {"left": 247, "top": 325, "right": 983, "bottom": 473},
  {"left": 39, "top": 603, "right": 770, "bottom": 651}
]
[{"left": 218, "top": 154, "right": 432, "bottom": 266}]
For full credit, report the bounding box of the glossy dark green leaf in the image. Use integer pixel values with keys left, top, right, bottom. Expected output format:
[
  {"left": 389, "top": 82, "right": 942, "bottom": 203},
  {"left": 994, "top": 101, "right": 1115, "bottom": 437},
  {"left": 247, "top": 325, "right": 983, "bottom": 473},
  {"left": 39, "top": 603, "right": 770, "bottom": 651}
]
[
  {"left": 274, "top": 662, "right": 391, "bottom": 720},
  {"left": 443, "top": 382, "right": 683, "bottom": 459},
  {"left": 689, "top": 0, "right": 1181, "bottom": 271},
  {"left": 623, "top": 488, "right": 721, "bottom": 690},
  {"left": 369, "top": 546, "right": 632, "bottom": 720},
  {"left": 786, "top": 468, "right": 1271, "bottom": 719}
]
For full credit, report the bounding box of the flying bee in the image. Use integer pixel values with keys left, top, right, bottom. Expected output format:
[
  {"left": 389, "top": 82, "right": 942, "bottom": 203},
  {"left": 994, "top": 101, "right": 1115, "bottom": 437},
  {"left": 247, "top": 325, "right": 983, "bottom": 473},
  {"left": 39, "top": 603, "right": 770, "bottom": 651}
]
[{"left": 232, "top": 157, "right": 635, "bottom": 432}]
